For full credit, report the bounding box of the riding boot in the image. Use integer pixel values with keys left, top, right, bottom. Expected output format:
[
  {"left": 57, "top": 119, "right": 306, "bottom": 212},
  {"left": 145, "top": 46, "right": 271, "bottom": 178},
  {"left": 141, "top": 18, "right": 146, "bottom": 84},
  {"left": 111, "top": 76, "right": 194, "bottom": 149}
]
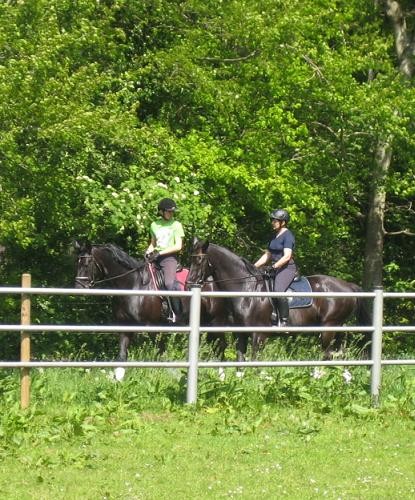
[
  {"left": 170, "top": 297, "right": 183, "bottom": 323},
  {"left": 276, "top": 298, "right": 290, "bottom": 327},
  {"left": 271, "top": 300, "right": 279, "bottom": 325}
]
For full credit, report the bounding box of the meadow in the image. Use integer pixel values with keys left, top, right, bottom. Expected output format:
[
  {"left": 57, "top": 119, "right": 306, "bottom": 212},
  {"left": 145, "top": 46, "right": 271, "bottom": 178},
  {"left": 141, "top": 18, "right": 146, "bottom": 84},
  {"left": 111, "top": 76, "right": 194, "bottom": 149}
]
[{"left": 1, "top": 338, "right": 415, "bottom": 499}]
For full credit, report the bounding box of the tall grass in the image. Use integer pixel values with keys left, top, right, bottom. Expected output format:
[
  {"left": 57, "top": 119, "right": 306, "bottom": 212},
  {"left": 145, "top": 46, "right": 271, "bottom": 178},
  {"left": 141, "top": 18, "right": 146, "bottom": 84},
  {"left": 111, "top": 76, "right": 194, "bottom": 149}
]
[{"left": 1, "top": 336, "right": 415, "bottom": 453}]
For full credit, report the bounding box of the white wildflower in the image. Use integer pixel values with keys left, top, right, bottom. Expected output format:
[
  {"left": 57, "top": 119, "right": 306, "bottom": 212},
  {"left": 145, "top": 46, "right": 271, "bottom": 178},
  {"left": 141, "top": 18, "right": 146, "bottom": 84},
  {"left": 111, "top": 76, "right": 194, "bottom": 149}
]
[
  {"left": 193, "top": 189, "right": 200, "bottom": 195},
  {"left": 174, "top": 176, "right": 180, "bottom": 183},
  {"left": 157, "top": 182, "right": 167, "bottom": 188},
  {"left": 111, "top": 192, "right": 119, "bottom": 197},
  {"left": 312, "top": 367, "right": 325, "bottom": 379},
  {"left": 343, "top": 369, "right": 352, "bottom": 384}
]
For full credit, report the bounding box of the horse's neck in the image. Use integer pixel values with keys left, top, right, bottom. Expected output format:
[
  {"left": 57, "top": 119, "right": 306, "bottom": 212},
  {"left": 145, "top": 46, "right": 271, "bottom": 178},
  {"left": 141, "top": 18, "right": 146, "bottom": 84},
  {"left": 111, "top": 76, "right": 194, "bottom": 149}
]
[
  {"left": 210, "top": 249, "right": 258, "bottom": 290},
  {"left": 98, "top": 255, "right": 140, "bottom": 288}
]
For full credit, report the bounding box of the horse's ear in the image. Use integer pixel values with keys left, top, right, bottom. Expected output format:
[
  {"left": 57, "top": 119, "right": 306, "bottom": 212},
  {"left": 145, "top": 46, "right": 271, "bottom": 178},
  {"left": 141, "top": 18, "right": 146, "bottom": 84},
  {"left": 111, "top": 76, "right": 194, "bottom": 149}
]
[
  {"left": 202, "top": 240, "right": 209, "bottom": 253},
  {"left": 73, "top": 240, "right": 92, "bottom": 253}
]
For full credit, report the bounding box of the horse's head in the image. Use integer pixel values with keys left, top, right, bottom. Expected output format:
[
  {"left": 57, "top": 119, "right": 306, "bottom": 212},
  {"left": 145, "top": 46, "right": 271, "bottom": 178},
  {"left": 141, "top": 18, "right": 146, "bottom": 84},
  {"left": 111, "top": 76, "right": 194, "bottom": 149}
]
[
  {"left": 186, "top": 237, "right": 213, "bottom": 286},
  {"left": 74, "top": 240, "right": 99, "bottom": 288}
]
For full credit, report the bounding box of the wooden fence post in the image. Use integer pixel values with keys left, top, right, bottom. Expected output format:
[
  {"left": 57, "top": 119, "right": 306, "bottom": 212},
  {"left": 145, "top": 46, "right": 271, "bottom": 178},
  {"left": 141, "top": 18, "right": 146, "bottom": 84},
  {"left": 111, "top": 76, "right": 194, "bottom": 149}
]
[{"left": 20, "top": 273, "right": 31, "bottom": 409}]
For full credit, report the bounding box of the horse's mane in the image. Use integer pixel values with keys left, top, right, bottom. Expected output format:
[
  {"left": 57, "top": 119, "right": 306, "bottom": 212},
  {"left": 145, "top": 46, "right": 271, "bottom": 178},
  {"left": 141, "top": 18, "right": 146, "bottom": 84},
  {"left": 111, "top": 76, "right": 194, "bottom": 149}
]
[
  {"left": 209, "top": 243, "right": 262, "bottom": 277},
  {"left": 241, "top": 256, "right": 262, "bottom": 276},
  {"left": 98, "top": 243, "right": 144, "bottom": 270}
]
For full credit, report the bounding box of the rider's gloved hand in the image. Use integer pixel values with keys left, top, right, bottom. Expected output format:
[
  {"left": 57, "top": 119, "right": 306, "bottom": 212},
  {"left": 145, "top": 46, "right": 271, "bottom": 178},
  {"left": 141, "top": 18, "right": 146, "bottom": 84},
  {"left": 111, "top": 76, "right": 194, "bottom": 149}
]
[{"left": 145, "top": 251, "right": 160, "bottom": 262}]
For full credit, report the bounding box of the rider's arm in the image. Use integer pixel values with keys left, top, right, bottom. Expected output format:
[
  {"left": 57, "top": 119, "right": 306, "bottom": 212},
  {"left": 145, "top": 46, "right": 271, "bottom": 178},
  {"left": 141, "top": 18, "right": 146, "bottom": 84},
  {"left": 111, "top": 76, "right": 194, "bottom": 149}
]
[
  {"left": 159, "top": 236, "right": 183, "bottom": 257},
  {"left": 254, "top": 251, "right": 271, "bottom": 268},
  {"left": 146, "top": 236, "right": 157, "bottom": 255},
  {"left": 272, "top": 248, "right": 292, "bottom": 269}
]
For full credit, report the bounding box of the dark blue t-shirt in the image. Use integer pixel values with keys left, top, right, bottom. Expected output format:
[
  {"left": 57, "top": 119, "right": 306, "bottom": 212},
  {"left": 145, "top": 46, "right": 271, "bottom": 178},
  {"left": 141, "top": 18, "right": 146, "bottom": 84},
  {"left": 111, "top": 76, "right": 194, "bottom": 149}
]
[{"left": 268, "top": 229, "right": 295, "bottom": 262}]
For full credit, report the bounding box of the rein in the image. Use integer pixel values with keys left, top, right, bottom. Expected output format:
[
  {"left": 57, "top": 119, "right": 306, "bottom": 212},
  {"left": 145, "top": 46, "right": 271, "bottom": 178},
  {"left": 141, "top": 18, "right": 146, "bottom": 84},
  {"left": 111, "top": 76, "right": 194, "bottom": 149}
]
[
  {"left": 93, "top": 267, "right": 139, "bottom": 286},
  {"left": 76, "top": 254, "right": 141, "bottom": 288},
  {"left": 188, "top": 252, "right": 266, "bottom": 286}
]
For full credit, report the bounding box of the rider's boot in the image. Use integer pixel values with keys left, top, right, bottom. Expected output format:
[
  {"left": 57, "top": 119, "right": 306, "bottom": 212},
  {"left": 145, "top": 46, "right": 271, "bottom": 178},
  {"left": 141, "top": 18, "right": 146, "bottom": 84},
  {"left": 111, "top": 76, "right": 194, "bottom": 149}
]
[
  {"left": 169, "top": 297, "right": 183, "bottom": 324},
  {"left": 276, "top": 298, "right": 290, "bottom": 328}
]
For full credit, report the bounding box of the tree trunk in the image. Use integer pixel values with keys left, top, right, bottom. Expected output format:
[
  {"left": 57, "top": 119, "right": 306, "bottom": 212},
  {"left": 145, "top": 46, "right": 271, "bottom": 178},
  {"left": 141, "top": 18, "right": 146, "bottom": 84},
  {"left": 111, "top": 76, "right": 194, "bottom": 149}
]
[
  {"left": 363, "top": 0, "right": 414, "bottom": 290},
  {"left": 363, "top": 140, "right": 390, "bottom": 290}
]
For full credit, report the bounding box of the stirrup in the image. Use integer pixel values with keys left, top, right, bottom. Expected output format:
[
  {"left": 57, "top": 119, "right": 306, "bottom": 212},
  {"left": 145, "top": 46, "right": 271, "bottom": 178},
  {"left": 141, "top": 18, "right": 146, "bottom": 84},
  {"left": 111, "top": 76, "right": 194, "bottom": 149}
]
[
  {"left": 271, "top": 312, "right": 278, "bottom": 325},
  {"left": 168, "top": 311, "right": 177, "bottom": 323}
]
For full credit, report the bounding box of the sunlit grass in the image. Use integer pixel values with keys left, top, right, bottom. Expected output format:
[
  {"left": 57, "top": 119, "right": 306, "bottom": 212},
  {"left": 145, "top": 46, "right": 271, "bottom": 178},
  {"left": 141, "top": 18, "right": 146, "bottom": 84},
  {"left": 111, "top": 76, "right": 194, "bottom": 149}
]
[{"left": 1, "top": 338, "right": 415, "bottom": 498}]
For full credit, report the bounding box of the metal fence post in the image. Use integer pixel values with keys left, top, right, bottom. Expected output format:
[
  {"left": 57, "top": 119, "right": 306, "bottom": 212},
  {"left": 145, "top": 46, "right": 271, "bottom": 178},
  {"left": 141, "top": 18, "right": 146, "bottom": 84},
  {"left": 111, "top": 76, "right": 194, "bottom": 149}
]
[
  {"left": 187, "top": 285, "right": 201, "bottom": 404},
  {"left": 20, "top": 273, "right": 31, "bottom": 409},
  {"left": 371, "top": 286, "right": 383, "bottom": 407}
]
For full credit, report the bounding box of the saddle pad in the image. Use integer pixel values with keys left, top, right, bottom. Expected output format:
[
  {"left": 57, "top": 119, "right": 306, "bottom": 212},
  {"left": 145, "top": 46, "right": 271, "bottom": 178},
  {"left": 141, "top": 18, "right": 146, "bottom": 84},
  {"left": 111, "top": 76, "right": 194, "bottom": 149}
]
[
  {"left": 175, "top": 268, "right": 189, "bottom": 291},
  {"left": 154, "top": 267, "right": 189, "bottom": 291},
  {"left": 288, "top": 276, "right": 313, "bottom": 309}
]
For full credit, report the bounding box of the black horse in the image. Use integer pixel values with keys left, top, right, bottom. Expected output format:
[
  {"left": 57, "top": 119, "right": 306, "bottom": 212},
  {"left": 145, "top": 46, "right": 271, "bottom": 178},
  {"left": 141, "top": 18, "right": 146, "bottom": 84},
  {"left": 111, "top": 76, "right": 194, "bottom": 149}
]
[
  {"left": 186, "top": 239, "right": 371, "bottom": 360},
  {"left": 74, "top": 242, "right": 229, "bottom": 366}
]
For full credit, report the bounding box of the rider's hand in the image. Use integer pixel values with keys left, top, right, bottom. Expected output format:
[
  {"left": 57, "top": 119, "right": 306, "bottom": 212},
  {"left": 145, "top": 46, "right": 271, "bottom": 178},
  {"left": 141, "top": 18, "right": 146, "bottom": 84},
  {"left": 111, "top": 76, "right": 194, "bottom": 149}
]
[{"left": 146, "top": 251, "right": 160, "bottom": 262}]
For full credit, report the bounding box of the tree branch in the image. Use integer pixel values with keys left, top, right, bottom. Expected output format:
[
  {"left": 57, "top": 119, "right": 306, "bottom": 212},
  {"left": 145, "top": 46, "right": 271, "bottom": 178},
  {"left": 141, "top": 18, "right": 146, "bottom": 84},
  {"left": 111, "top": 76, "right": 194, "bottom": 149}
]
[{"left": 199, "top": 51, "right": 258, "bottom": 63}]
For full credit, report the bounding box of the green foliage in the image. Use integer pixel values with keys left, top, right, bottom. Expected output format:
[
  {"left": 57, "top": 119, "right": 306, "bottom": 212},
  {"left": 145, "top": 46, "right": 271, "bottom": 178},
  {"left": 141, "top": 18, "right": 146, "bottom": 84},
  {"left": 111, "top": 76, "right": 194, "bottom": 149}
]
[{"left": 0, "top": 0, "right": 414, "bottom": 358}]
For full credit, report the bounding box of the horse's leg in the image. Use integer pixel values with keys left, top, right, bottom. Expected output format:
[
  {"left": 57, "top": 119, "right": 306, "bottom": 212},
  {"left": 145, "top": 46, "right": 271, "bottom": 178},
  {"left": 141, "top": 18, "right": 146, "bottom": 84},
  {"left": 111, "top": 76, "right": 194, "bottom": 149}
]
[
  {"left": 321, "top": 324, "right": 344, "bottom": 360},
  {"left": 115, "top": 332, "right": 132, "bottom": 381},
  {"left": 156, "top": 332, "right": 168, "bottom": 356},
  {"left": 251, "top": 332, "right": 267, "bottom": 360},
  {"left": 207, "top": 332, "right": 227, "bottom": 381},
  {"left": 235, "top": 333, "right": 249, "bottom": 378}
]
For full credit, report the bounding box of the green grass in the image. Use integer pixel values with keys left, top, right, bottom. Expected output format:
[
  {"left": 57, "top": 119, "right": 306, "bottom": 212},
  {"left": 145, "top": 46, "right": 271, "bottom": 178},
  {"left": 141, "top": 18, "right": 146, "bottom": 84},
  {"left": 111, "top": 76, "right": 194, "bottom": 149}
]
[
  {"left": 0, "top": 409, "right": 414, "bottom": 499},
  {"left": 1, "top": 339, "right": 415, "bottom": 498}
]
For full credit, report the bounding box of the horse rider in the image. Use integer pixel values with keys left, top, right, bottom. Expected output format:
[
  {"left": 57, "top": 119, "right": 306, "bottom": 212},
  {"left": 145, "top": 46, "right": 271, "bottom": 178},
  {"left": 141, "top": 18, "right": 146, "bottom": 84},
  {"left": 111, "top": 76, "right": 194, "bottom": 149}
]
[
  {"left": 146, "top": 197, "right": 185, "bottom": 322},
  {"left": 254, "top": 208, "right": 297, "bottom": 327}
]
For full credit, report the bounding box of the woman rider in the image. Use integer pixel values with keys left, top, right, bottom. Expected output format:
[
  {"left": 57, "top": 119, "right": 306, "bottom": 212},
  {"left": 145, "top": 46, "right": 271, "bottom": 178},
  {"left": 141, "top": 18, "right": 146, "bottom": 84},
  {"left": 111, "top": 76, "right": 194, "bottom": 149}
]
[
  {"left": 254, "top": 209, "right": 297, "bottom": 327},
  {"left": 146, "top": 197, "right": 185, "bottom": 322}
]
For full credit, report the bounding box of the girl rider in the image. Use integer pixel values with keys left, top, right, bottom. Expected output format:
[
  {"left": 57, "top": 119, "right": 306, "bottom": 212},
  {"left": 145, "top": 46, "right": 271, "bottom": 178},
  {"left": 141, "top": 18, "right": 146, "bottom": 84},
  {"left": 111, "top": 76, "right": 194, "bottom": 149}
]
[{"left": 146, "top": 197, "right": 185, "bottom": 322}]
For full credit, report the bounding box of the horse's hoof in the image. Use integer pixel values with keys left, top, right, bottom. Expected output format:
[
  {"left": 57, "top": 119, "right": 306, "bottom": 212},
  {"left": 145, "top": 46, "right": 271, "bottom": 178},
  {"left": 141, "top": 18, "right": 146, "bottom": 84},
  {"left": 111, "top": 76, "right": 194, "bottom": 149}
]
[{"left": 114, "top": 367, "right": 126, "bottom": 381}]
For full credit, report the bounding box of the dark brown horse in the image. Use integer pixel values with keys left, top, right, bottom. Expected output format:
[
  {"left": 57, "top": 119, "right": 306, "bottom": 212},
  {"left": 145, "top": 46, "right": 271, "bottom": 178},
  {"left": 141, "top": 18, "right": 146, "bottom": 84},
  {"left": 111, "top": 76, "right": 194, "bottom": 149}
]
[
  {"left": 186, "top": 239, "right": 371, "bottom": 360},
  {"left": 74, "top": 242, "right": 229, "bottom": 368}
]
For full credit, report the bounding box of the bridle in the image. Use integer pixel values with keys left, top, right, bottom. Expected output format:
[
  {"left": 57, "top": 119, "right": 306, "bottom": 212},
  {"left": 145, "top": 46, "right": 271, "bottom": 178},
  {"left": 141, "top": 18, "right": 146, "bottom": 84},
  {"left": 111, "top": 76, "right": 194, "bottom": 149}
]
[
  {"left": 186, "top": 253, "right": 213, "bottom": 286},
  {"left": 75, "top": 253, "right": 139, "bottom": 288}
]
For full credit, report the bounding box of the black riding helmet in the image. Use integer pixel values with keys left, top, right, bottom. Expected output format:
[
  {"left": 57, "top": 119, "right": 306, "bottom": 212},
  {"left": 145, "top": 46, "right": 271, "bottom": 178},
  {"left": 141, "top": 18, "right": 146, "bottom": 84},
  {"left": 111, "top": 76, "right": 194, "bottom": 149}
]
[
  {"left": 158, "top": 198, "right": 177, "bottom": 211},
  {"left": 270, "top": 208, "right": 290, "bottom": 222}
]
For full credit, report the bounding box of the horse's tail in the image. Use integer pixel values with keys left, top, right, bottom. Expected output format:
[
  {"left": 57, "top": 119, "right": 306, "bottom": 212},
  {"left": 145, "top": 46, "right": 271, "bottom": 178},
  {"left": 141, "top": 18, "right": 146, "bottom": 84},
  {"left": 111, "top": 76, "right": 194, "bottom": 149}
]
[{"left": 354, "top": 286, "right": 373, "bottom": 355}]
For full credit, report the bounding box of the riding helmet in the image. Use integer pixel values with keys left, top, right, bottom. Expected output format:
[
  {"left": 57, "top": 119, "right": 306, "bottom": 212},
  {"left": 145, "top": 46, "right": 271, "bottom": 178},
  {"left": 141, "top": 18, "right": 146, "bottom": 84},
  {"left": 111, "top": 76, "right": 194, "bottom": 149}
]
[
  {"left": 270, "top": 208, "right": 290, "bottom": 222},
  {"left": 158, "top": 198, "right": 177, "bottom": 211}
]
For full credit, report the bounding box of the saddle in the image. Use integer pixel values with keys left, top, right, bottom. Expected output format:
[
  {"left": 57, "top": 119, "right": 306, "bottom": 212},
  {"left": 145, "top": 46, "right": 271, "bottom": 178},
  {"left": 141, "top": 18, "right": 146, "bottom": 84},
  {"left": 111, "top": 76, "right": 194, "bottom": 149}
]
[
  {"left": 263, "top": 268, "right": 312, "bottom": 309},
  {"left": 151, "top": 263, "right": 189, "bottom": 291},
  {"left": 148, "top": 263, "right": 189, "bottom": 321}
]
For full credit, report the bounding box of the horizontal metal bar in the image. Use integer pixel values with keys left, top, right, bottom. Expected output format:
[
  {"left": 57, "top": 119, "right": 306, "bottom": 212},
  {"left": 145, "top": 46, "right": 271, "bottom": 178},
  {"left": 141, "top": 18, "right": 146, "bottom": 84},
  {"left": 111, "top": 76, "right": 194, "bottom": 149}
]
[
  {"left": 201, "top": 325, "right": 373, "bottom": 333},
  {"left": 381, "top": 359, "right": 415, "bottom": 365},
  {"left": 382, "top": 326, "right": 415, "bottom": 332},
  {"left": 0, "top": 361, "right": 189, "bottom": 368},
  {"left": 201, "top": 291, "right": 375, "bottom": 298},
  {"left": 0, "top": 324, "right": 373, "bottom": 333},
  {"left": 2, "top": 359, "right": 415, "bottom": 369},
  {"left": 0, "top": 325, "right": 413, "bottom": 334},
  {"left": 1, "top": 287, "right": 414, "bottom": 299},
  {"left": 198, "top": 360, "right": 373, "bottom": 367},
  {"left": 0, "top": 287, "right": 190, "bottom": 297},
  {"left": 0, "top": 287, "right": 376, "bottom": 298},
  {"left": 0, "top": 325, "right": 190, "bottom": 332},
  {"left": 383, "top": 292, "right": 415, "bottom": 298},
  {"left": 0, "top": 360, "right": 372, "bottom": 368}
]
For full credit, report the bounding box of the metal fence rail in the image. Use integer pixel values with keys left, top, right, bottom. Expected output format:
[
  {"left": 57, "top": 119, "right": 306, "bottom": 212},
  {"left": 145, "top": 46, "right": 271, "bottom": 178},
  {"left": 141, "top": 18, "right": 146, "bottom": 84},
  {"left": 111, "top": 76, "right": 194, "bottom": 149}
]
[{"left": 0, "top": 276, "right": 414, "bottom": 407}]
